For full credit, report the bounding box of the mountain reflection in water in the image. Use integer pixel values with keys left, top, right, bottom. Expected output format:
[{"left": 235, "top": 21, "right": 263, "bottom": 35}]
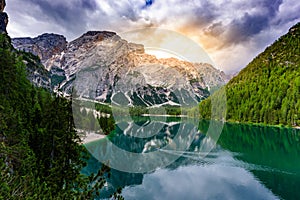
[{"left": 82, "top": 117, "right": 300, "bottom": 200}]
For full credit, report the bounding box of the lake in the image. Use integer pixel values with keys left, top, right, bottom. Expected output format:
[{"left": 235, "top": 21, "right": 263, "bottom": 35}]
[{"left": 82, "top": 117, "right": 300, "bottom": 200}]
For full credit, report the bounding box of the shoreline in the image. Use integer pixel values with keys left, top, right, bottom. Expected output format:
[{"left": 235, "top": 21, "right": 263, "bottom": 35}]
[
  {"left": 79, "top": 117, "right": 300, "bottom": 144},
  {"left": 141, "top": 114, "right": 188, "bottom": 117},
  {"left": 81, "top": 132, "right": 106, "bottom": 144},
  {"left": 223, "top": 119, "right": 300, "bottom": 130}
]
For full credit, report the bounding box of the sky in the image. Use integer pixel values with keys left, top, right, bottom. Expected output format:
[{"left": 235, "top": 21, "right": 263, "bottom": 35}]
[{"left": 5, "top": 0, "right": 300, "bottom": 73}]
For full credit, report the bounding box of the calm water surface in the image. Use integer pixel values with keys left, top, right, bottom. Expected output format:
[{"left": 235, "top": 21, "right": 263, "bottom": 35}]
[{"left": 82, "top": 117, "right": 300, "bottom": 200}]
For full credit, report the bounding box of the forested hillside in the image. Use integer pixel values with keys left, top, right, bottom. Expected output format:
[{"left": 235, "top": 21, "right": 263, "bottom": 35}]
[
  {"left": 200, "top": 22, "right": 300, "bottom": 126},
  {"left": 0, "top": 34, "right": 113, "bottom": 199}
]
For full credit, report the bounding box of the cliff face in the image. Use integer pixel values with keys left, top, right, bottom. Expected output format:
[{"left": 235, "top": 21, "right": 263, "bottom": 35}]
[
  {"left": 13, "top": 31, "right": 226, "bottom": 106},
  {"left": 12, "top": 33, "right": 67, "bottom": 63},
  {"left": 0, "top": 0, "right": 5, "bottom": 11},
  {"left": 19, "top": 52, "right": 52, "bottom": 90},
  {"left": 0, "top": 0, "right": 8, "bottom": 33}
]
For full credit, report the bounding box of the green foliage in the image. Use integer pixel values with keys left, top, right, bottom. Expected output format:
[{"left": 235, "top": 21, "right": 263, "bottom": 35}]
[
  {"left": 95, "top": 103, "right": 113, "bottom": 114},
  {"left": 98, "top": 115, "right": 116, "bottom": 135},
  {"left": 0, "top": 34, "right": 118, "bottom": 199},
  {"left": 200, "top": 22, "right": 300, "bottom": 126},
  {"left": 51, "top": 74, "right": 66, "bottom": 86}
]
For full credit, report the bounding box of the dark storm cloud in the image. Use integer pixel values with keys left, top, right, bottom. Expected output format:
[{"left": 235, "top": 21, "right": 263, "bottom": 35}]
[
  {"left": 226, "top": 14, "right": 271, "bottom": 45},
  {"left": 191, "top": 1, "right": 219, "bottom": 27},
  {"left": 146, "top": 0, "right": 285, "bottom": 48},
  {"left": 25, "top": 0, "right": 99, "bottom": 34},
  {"left": 223, "top": 0, "right": 283, "bottom": 45}
]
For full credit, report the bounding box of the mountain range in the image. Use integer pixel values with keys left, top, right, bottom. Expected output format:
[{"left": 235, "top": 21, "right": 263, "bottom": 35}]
[{"left": 12, "top": 31, "right": 226, "bottom": 107}]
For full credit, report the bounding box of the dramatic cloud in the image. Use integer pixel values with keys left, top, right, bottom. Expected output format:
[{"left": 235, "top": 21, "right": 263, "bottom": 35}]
[
  {"left": 6, "top": 0, "right": 300, "bottom": 73},
  {"left": 7, "top": 0, "right": 101, "bottom": 38}
]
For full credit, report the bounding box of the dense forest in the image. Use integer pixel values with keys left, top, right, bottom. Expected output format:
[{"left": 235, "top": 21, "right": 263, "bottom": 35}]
[
  {"left": 200, "top": 22, "right": 300, "bottom": 126},
  {"left": 0, "top": 34, "right": 122, "bottom": 199}
]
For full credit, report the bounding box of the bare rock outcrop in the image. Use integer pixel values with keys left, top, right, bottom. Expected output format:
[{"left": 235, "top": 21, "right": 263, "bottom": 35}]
[
  {"left": 13, "top": 33, "right": 67, "bottom": 63},
  {"left": 0, "top": 0, "right": 7, "bottom": 33},
  {"left": 0, "top": 0, "right": 5, "bottom": 12}
]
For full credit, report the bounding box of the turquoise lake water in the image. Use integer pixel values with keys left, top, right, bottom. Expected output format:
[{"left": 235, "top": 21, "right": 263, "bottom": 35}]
[{"left": 83, "top": 117, "right": 300, "bottom": 200}]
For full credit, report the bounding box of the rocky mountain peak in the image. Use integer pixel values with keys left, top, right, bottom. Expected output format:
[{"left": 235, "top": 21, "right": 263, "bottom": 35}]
[
  {"left": 82, "top": 31, "right": 117, "bottom": 38},
  {"left": 68, "top": 31, "right": 118, "bottom": 51},
  {"left": 12, "top": 33, "right": 67, "bottom": 63},
  {"left": 0, "top": 0, "right": 8, "bottom": 33}
]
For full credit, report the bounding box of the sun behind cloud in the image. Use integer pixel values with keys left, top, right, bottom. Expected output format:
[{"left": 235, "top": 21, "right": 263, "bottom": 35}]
[{"left": 120, "top": 27, "right": 215, "bottom": 67}]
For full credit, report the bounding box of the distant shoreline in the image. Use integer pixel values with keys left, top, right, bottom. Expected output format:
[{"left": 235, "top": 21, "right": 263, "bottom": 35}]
[
  {"left": 80, "top": 117, "right": 300, "bottom": 144},
  {"left": 224, "top": 119, "right": 300, "bottom": 130},
  {"left": 80, "top": 132, "right": 106, "bottom": 144},
  {"left": 141, "top": 114, "right": 188, "bottom": 117}
]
